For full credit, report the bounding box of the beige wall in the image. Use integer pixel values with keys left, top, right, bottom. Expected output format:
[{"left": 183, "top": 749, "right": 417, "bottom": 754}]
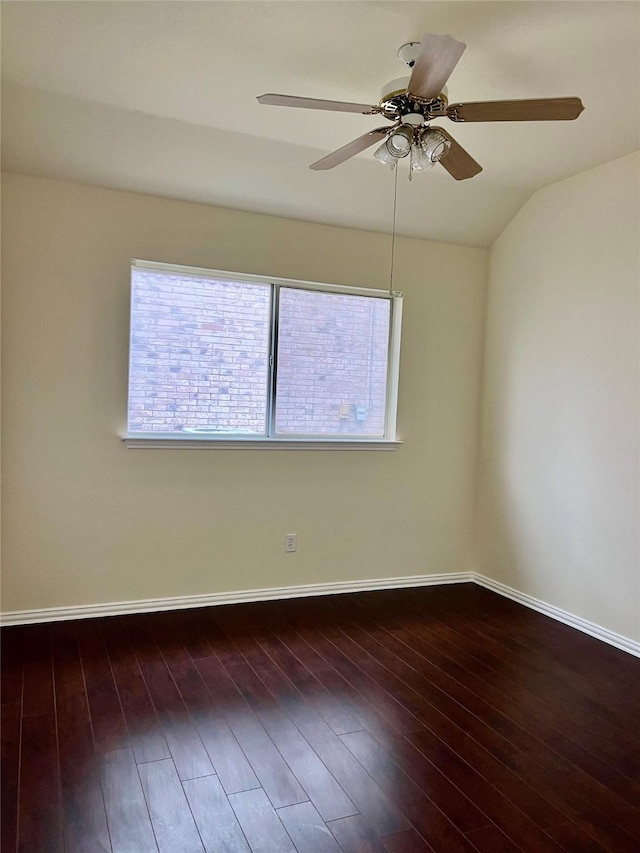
[
  {"left": 476, "top": 152, "right": 640, "bottom": 641},
  {"left": 1, "top": 173, "right": 487, "bottom": 613}
]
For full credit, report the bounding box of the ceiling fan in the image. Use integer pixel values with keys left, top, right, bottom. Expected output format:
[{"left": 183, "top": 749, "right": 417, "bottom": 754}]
[{"left": 257, "top": 34, "right": 584, "bottom": 180}]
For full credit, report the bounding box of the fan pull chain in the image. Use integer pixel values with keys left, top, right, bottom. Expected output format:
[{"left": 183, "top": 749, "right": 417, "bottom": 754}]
[{"left": 389, "top": 162, "right": 399, "bottom": 296}]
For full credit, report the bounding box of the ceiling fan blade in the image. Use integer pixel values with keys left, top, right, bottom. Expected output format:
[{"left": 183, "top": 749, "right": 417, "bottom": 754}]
[
  {"left": 309, "top": 128, "right": 390, "bottom": 170},
  {"left": 447, "top": 97, "right": 584, "bottom": 122},
  {"left": 407, "top": 34, "right": 466, "bottom": 102},
  {"left": 257, "top": 93, "right": 380, "bottom": 115},
  {"left": 436, "top": 128, "right": 482, "bottom": 180}
]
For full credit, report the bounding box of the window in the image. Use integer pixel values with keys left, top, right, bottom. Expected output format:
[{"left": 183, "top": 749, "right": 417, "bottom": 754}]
[{"left": 125, "top": 260, "right": 402, "bottom": 448}]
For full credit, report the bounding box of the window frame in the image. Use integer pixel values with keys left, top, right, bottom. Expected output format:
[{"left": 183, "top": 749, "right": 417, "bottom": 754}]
[{"left": 124, "top": 259, "right": 403, "bottom": 449}]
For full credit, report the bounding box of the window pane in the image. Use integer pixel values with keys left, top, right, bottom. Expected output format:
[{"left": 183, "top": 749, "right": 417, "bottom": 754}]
[
  {"left": 128, "top": 269, "right": 271, "bottom": 434},
  {"left": 275, "top": 288, "right": 390, "bottom": 436}
]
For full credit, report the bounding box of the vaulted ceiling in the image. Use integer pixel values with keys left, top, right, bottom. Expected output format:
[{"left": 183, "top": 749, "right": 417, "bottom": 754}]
[{"left": 2, "top": 1, "right": 639, "bottom": 246}]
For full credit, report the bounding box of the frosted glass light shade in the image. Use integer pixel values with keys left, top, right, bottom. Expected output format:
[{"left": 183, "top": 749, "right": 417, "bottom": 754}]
[
  {"left": 410, "top": 143, "right": 435, "bottom": 173},
  {"left": 374, "top": 141, "right": 398, "bottom": 167},
  {"left": 420, "top": 127, "right": 450, "bottom": 163},
  {"left": 386, "top": 126, "right": 413, "bottom": 158}
]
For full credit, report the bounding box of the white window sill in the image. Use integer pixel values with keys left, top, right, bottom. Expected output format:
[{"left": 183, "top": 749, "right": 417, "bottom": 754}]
[{"left": 122, "top": 436, "right": 402, "bottom": 450}]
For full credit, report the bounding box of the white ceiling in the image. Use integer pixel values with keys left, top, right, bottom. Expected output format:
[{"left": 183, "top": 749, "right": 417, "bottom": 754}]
[{"left": 2, "top": 1, "right": 639, "bottom": 247}]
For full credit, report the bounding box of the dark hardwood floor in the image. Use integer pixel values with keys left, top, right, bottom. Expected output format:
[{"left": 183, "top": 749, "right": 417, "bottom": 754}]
[{"left": 2, "top": 583, "right": 639, "bottom": 852}]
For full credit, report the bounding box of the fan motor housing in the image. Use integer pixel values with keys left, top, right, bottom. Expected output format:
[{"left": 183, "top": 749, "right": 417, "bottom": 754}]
[{"left": 378, "top": 78, "right": 449, "bottom": 121}]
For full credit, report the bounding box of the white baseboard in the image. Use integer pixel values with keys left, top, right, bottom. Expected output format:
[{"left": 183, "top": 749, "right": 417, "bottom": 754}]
[
  {"left": 473, "top": 573, "right": 640, "bottom": 659},
  {"left": 3, "top": 571, "right": 639, "bottom": 659},
  {"left": 0, "top": 571, "right": 473, "bottom": 627}
]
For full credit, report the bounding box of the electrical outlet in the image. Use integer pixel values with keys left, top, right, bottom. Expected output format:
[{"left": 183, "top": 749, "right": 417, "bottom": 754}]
[{"left": 285, "top": 533, "right": 297, "bottom": 553}]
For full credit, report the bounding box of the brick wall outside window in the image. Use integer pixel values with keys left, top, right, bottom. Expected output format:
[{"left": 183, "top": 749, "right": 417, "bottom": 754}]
[
  {"left": 128, "top": 270, "right": 391, "bottom": 436},
  {"left": 128, "top": 270, "right": 270, "bottom": 433},
  {"left": 276, "top": 288, "right": 390, "bottom": 436}
]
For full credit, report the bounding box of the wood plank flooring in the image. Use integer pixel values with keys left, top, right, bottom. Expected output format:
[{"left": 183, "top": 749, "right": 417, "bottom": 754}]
[{"left": 1, "top": 583, "right": 639, "bottom": 852}]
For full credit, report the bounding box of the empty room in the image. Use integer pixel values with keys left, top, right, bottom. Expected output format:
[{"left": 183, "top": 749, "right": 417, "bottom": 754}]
[{"left": 1, "top": 2, "right": 639, "bottom": 851}]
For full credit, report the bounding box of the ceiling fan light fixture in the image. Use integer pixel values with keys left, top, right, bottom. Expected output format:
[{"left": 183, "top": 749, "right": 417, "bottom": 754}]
[{"left": 259, "top": 33, "right": 584, "bottom": 179}]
